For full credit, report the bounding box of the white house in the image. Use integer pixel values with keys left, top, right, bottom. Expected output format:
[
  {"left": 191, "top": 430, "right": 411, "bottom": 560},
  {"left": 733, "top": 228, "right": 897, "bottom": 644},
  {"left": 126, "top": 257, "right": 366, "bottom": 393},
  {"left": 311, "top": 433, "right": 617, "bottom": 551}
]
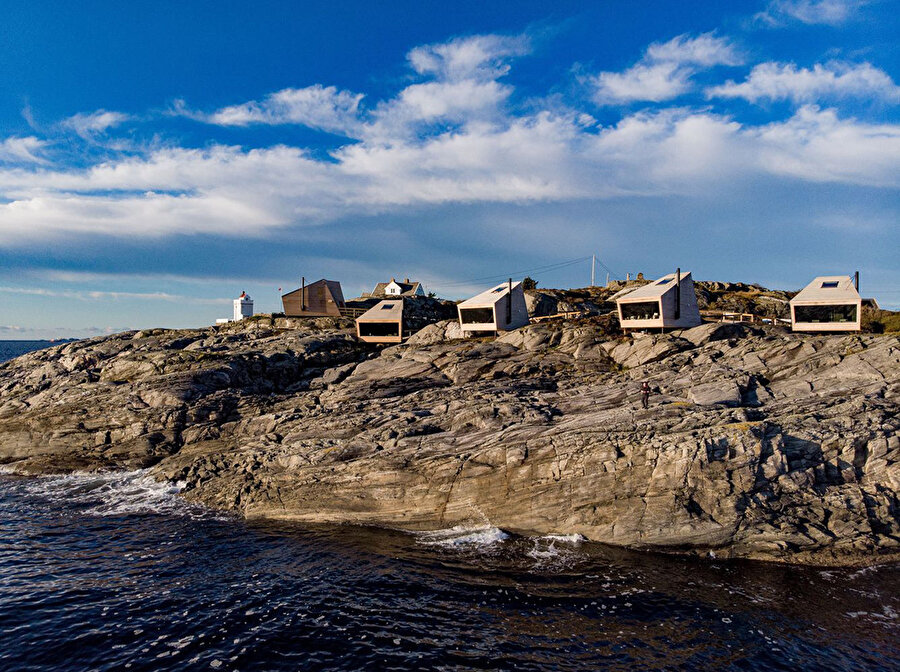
[
  {"left": 373, "top": 278, "right": 426, "bottom": 297},
  {"left": 356, "top": 300, "right": 404, "bottom": 344},
  {"left": 790, "top": 275, "right": 861, "bottom": 332},
  {"left": 457, "top": 280, "right": 529, "bottom": 337},
  {"left": 616, "top": 270, "right": 702, "bottom": 332},
  {"left": 233, "top": 291, "right": 253, "bottom": 321}
]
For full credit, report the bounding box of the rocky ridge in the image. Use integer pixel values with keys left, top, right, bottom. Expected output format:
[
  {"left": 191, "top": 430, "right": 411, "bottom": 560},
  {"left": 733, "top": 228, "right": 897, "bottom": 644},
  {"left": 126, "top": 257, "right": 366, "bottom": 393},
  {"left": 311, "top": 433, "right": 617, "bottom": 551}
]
[{"left": 1, "top": 317, "right": 898, "bottom": 566}]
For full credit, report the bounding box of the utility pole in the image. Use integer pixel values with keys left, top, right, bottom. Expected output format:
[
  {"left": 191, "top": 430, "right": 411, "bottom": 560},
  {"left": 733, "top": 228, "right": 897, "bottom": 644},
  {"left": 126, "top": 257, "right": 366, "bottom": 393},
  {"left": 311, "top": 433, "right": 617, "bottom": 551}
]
[{"left": 591, "top": 254, "right": 596, "bottom": 287}]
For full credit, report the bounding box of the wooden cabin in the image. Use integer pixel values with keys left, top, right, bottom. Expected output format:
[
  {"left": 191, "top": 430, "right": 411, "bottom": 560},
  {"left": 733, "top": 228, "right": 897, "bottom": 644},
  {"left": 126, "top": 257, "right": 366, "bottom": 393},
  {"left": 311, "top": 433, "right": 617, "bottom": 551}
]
[
  {"left": 616, "top": 270, "right": 702, "bottom": 332},
  {"left": 282, "top": 279, "right": 346, "bottom": 317},
  {"left": 356, "top": 300, "right": 404, "bottom": 343},
  {"left": 457, "top": 280, "right": 529, "bottom": 337},
  {"left": 790, "top": 275, "right": 861, "bottom": 332}
]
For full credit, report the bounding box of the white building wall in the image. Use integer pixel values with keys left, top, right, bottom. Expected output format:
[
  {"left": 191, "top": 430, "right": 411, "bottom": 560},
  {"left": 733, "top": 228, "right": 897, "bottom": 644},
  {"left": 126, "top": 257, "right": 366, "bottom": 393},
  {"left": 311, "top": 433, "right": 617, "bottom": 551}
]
[{"left": 233, "top": 295, "right": 254, "bottom": 321}]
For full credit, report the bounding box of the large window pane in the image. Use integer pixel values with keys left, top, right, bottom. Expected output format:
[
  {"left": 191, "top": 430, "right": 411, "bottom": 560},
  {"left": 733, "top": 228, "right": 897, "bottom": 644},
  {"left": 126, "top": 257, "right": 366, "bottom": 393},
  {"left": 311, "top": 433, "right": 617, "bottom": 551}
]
[
  {"left": 794, "top": 304, "right": 857, "bottom": 323},
  {"left": 621, "top": 301, "right": 660, "bottom": 320},
  {"left": 359, "top": 322, "right": 401, "bottom": 337},
  {"left": 460, "top": 308, "right": 494, "bottom": 324}
]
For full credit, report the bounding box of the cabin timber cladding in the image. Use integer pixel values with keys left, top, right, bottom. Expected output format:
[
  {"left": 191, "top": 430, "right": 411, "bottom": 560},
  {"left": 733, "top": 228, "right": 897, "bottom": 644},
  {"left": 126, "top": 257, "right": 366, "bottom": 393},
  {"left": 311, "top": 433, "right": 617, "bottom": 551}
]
[{"left": 457, "top": 280, "right": 529, "bottom": 337}]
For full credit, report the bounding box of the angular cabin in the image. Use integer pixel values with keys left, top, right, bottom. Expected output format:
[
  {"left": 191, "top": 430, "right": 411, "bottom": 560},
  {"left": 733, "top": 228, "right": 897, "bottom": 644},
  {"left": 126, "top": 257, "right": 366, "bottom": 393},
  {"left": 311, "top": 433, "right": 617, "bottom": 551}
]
[
  {"left": 616, "top": 270, "right": 702, "bottom": 332},
  {"left": 790, "top": 275, "right": 861, "bottom": 332},
  {"left": 356, "top": 300, "right": 404, "bottom": 344},
  {"left": 457, "top": 280, "right": 529, "bottom": 337},
  {"left": 282, "top": 279, "right": 346, "bottom": 317}
]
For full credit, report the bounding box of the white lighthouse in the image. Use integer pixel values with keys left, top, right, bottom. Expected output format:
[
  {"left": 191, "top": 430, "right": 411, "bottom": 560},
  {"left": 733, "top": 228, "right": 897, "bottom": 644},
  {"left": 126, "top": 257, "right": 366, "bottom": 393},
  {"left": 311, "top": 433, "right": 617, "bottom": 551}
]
[{"left": 233, "top": 291, "right": 254, "bottom": 321}]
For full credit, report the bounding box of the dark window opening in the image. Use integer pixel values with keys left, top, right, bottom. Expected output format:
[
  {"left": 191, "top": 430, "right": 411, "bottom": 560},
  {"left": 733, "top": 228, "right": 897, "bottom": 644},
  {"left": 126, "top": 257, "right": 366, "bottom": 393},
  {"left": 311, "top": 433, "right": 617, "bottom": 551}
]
[
  {"left": 621, "top": 301, "right": 661, "bottom": 320},
  {"left": 380, "top": 304, "right": 395, "bottom": 310},
  {"left": 794, "top": 304, "right": 857, "bottom": 323},
  {"left": 460, "top": 307, "right": 494, "bottom": 324},
  {"left": 820, "top": 281, "right": 839, "bottom": 288},
  {"left": 359, "top": 322, "right": 401, "bottom": 337}
]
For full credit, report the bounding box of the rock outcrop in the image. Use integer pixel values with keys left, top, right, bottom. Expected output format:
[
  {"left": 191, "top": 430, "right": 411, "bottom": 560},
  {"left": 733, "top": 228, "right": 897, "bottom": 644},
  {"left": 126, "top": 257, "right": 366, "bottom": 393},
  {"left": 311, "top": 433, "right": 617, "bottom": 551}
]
[{"left": 1, "top": 318, "right": 898, "bottom": 566}]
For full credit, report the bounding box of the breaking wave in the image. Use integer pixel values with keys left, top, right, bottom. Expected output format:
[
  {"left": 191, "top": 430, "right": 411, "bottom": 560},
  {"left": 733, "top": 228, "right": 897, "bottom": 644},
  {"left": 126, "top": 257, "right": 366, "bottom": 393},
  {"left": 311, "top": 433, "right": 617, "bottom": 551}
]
[
  {"left": 4, "top": 469, "right": 221, "bottom": 520},
  {"left": 415, "top": 524, "right": 509, "bottom": 548}
]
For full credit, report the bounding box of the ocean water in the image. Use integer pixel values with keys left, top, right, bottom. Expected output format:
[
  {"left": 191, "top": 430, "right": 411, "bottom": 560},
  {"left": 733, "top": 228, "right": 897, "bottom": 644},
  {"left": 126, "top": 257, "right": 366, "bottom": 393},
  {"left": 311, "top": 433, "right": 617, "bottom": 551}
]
[
  {"left": 0, "top": 471, "right": 898, "bottom": 671},
  {"left": 0, "top": 340, "right": 61, "bottom": 363}
]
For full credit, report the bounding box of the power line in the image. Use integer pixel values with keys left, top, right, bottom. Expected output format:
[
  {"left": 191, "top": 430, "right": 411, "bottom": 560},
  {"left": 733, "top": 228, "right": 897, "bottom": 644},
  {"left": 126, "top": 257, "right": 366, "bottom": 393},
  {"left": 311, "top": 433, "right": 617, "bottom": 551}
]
[{"left": 438, "top": 256, "right": 592, "bottom": 288}]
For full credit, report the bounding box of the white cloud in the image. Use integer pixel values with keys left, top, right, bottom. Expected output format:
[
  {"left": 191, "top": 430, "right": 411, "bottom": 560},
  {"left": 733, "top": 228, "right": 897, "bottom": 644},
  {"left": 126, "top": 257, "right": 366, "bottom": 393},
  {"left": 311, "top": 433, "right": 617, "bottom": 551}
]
[
  {"left": 205, "top": 85, "right": 364, "bottom": 135},
  {"left": 0, "top": 136, "right": 49, "bottom": 164},
  {"left": 63, "top": 110, "right": 130, "bottom": 138},
  {"left": 406, "top": 33, "right": 530, "bottom": 82},
  {"left": 0, "top": 285, "right": 229, "bottom": 304},
  {"left": 753, "top": 105, "right": 900, "bottom": 186},
  {"left": 593, "top": 32, "right": 741, "bottom": 104},
  {"left": 593, "top": 63, "right": 695, "bottom": 104},
  {"left": 757, "top": 0, "right": 862, "bottom": 26},
  {"left": 0, "top": 33, "right": 897, "bottom": 248},
  {"left": 708, "top": 61, "right": 900, "bottom": 103},
  {"left": 645, "top": 32, "right": 743, "bottom": 67}
]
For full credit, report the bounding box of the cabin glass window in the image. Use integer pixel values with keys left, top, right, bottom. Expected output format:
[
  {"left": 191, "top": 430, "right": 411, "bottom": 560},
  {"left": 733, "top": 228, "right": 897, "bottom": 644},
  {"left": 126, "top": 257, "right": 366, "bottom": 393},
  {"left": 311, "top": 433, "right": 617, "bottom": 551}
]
[
  {"left": 794, "top": 304, "right": 857, "bottom": 323},
  {"left": 359, "top": 322, "right": 401, "bottom": 337},
  {"left": 820, "top": 281, "right": 839, "bottom": 288},
  {"left": 460, "top": 307, "right": 494, "bottom": 324},
  {"left": 621, "top": 301, "right": 661, "bottom": 320}
]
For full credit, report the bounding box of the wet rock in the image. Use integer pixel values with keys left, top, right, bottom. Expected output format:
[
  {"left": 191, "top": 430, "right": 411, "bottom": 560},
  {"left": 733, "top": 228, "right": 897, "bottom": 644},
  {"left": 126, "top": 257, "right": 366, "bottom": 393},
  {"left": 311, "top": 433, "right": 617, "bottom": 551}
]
[{"left": 0, "top": 317, "right": 898, "bottom": 567}]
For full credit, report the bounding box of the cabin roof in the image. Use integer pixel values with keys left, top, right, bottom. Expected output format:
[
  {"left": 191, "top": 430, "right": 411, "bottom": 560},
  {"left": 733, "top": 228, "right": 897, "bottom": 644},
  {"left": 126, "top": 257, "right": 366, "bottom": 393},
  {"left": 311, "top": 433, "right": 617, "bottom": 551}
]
[
  {"left": 791, "top": 276, "right": 860, "bottom": 304},
  {"left": 459, "top": 281, "right": 522, "bottom": 308},
  {"left": 282, "top": 278, "right": 341, "bottom": 297},
  {"left": 358, "top": 299, "right": 403, "bottom": 321},
  {"left": 616, "top": 272, "right": 692, "bottom": 302}
]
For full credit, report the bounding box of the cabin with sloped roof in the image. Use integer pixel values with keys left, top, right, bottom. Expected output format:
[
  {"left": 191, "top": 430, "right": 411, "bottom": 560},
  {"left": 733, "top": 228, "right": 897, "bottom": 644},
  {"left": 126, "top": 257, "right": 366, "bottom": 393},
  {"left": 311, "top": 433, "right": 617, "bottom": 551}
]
[
  {"left": 790, "top": 275, "right": 861, "bottom": 332},
  {"left": 616, "top": 270, "right": 701, "bottom": 332},
  {"left": 356, "top": 300, "right": 404, "bottom": 343},
  {"left": 282, "top": 278, "right": 346, "bottom": 317},
  {"left": 457, "top": 280, "right": 529, "bottom": 337}
]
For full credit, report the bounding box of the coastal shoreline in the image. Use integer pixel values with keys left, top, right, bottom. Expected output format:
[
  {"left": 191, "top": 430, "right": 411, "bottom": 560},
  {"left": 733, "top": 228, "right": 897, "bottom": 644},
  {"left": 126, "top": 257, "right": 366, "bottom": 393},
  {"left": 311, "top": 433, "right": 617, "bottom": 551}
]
[{"left": 1, "top": 315, "right": 898, "bottom": 567}]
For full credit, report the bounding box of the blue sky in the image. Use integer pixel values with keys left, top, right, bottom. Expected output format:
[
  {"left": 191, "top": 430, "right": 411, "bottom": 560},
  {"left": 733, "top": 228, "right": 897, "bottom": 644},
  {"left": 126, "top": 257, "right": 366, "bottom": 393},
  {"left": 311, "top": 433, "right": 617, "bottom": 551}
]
[{"left": 1, "top": 0, "right": 898, "bottom": 338}]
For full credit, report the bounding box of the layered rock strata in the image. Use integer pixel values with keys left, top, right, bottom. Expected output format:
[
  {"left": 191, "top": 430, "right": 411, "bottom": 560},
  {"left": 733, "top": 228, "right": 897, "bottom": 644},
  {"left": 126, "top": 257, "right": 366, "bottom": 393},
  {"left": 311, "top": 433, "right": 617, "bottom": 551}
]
[{"left": 1, "top": 318, "right": 898, "bottom": 566}]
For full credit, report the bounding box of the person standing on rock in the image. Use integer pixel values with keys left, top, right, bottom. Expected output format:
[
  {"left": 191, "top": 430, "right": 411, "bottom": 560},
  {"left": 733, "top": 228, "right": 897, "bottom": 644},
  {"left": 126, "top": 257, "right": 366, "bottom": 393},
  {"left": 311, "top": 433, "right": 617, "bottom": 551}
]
[{"left": 640, "top": 381, "right": 651, "bottom": 409}]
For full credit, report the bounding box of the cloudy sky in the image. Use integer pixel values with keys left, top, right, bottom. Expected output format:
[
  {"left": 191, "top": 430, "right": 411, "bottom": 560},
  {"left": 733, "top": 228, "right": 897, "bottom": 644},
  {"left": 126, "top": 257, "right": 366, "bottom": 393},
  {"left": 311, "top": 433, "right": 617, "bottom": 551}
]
[{"left": 1, "top": 0, "right": 898, "bottom": 338}]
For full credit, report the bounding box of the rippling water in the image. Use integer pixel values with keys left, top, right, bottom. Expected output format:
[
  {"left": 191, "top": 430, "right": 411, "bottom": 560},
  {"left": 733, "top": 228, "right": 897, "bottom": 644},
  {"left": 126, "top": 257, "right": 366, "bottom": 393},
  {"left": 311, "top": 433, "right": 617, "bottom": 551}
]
[
  {"left": 0, "top": 340, "right": 61, "bottom": 363},
  {"left": 1, "top": 472, "right": 898, "bottom": 671}
]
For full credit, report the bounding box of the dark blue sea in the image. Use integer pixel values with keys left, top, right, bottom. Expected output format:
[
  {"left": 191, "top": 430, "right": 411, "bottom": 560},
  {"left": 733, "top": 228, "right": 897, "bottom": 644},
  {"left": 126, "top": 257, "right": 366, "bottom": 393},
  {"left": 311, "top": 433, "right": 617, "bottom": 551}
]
[
  {"left": 0, "top": 340, "right": 62, "bottom": 363},
  {"left": 1, "top": 343, "right": 899, "bottom": 671}
]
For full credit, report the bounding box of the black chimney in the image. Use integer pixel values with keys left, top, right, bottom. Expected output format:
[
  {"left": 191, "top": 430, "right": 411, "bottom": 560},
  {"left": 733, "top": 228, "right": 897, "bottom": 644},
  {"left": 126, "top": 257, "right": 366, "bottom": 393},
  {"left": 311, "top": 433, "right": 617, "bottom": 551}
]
[
  {"left": 854, "top": 271, "right": 859, "bottom": 292},
  {"left": 301, "top": 276, "right": 306, "bottom": 311},
  {"left": 674, "top": 268, "right": 681, "bottom": 320},
  {"left": 506, "top": 278, "right": 513, "bottom": 325}
]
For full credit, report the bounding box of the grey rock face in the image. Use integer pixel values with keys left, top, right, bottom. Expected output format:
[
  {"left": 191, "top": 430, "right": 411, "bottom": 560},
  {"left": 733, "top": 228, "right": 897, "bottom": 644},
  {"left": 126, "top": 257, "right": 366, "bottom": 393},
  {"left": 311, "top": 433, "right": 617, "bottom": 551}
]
[{"left": 1, "top": 319, "right": 898, "bottom": 567}]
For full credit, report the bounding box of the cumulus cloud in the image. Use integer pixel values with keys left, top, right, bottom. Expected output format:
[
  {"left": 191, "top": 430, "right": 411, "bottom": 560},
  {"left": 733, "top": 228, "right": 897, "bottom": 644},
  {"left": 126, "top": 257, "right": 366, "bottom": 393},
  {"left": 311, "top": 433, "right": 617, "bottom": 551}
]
[
  {"left": 708, "top": 61, "right": 900, "bottom": 104},
  {"left": 757, "top": 0, "right": 863, "bottom": 26},
  {"left": 203, "top": 85, "right": 364, "bottom": 135},
  {"left": 62, "top": 110, "right": 130, "bottom": 138},
  {"left": 593, "top": 32, "right": 741, "bottom": 104},
  {"left": 0, "top": 32, "right": 898, "bottom": 248},
  {"left": 406, "top": 33, "right": 530, "bottom": 81},
  {"left": 0, "top": 136, "right": 50, "bottom": 164},
  {"left": 193, "top": 34, "right": 529, "bottom": 142}
]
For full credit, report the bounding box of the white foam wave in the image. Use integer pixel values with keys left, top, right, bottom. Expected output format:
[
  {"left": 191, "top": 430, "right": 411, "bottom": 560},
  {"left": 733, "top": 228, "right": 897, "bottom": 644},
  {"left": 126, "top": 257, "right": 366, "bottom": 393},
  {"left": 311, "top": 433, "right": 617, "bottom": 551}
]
[
  {"left": 13, "top": 470, "right": 217, "bottom": 519},
  {"left": 416, "top": 525, "right": 509, "bottom": 548},
  {"left": 526, "top": 534, "right": 585, "bottom": 569}
]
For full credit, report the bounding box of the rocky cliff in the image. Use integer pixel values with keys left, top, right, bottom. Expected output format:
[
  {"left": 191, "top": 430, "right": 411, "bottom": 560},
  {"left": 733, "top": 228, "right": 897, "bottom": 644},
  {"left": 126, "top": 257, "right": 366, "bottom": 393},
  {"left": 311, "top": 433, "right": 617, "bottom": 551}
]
[{"left": 1, "top": 317, "right": 898, "bottom": 566}]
